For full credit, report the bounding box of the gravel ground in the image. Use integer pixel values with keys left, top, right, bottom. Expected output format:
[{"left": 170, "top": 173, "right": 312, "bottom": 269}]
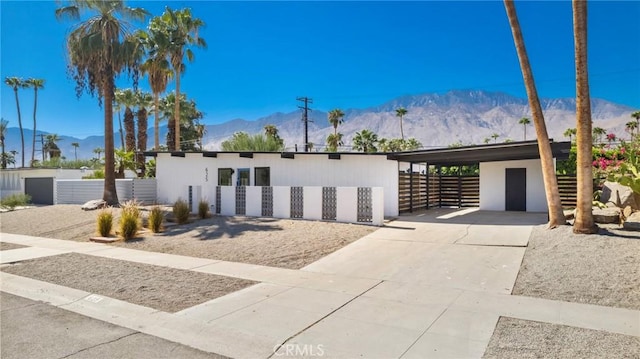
[
  {"left": 0, "top": 242, "right": 26, "bottom": 251},
  {"left": 0, "top": 253, "right": 255, "bottom": 313},
  {"left": 0, "top": 205, "right": 375, "bottom": 269},
  {"left": 483, "top": 317, "right": 640, "bottom": 359},
  {"left": 513, "top": 224, "right": 640, "bottom": 310}
]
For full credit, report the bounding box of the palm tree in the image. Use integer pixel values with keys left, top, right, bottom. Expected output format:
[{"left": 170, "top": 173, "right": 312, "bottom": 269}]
[
  {"left": 483, "top": 137, "right": 491, "bottom": 144},
  {"left": 44, "top": 134, "right": 62, "bottom": 160},
  {"left": 592, "top": 127, "right": 606, "bottom": 145},
  {"left": 136, "top": 91, "right": 152, "bottom": 176},
  {"left": 572, "top": 0, "right": 596, "bottom": 233},
  {"left": 93, "top": 147, "right": 104, "bottom": 160},
  {"left": 139, "top": 30, "right": 173, "bottom": 150},
  {"left": 0, "top": 118, "right": 8, "bottom": 169},
  {"left": 116, "top": 89, "right": 138, "bottom": 152},
  {"left": 113, "top": 90, "right": 126, "bottom": 150},
  {"left": 625, "top": 121, "right": 637, "bottom": 140},
  {"left": 56, "top": 0, "right": 148, "bottom": 205},
  {"left": 352, "top": 129, "right": 379, "bottom": 153},
  {"left": 518, "top": 117, "right": 531, "bottom": 140},
  {"left": 504, "top": 0, "right": 565, "bottom": 227},
  {"left": 25, "top": 78, "right": 45, "bottom": 166},
  {"left": 326, "top": 133, "right": 343, "bottom": 152},
  {"left": 195, "top": 124, "right": 206, "bottom": 150},
  {"left": 4, "top": 77, "right": 27, "bottom": 167},
  {"left": 328, "top": 109, "right": 345, "bottom": 136},
  {"left": 395, "top": 107, "right": 408, "bottom": 140},
  {"left": 149, "top": 7, "right": 206, "bottom": 151},
  {"left": 563, "top": 128, "right": 577, "bottom": 142},
  {"left": 632, "top": 111, "right": 640, "bottom": 128},
  {"left": 491, "top": 133, "right": 500, "bottom": 143},
  {"left": 71, "top": 142, "right": 80, "bottom": 161}
]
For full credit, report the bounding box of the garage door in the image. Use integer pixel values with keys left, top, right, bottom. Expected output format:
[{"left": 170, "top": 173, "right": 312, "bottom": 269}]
[{"left": 25, "top": 177, "right": 54, "bottom": 205}]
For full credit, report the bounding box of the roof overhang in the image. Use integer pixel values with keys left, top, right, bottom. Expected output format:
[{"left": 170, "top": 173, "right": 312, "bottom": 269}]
[{"left": 387, "top": 140, "right": 571, "bottom": 165}]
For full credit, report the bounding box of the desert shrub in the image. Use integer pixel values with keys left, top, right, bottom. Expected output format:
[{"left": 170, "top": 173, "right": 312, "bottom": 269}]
[
  {"left": 82, "top": 169, "right": 105, "bottom": 179},
  {"left": 148, "top": 206, "right": 164, "bottom": 233},
  {"left": 198, "top": 199, "right": 209, "bottom": 219},
  {"left": 0, "top": 193, "right": 31, "bottom": 210},
  {"left": 118, "top": 201, "right": 141, "bottom": 240},
  {"left": 96, "top": 209, "right": 113, "bottom": 237},
  {"left": 173, "top": 199, "right": 190, "bottom": 224}
]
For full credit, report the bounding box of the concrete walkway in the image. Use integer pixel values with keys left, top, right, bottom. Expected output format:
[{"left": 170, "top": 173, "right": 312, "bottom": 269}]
[{"left": 1, "top": 208, "right": 639, "bottom": 358}]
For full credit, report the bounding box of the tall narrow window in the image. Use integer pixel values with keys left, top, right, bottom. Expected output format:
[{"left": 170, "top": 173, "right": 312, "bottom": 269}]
[
  {"left": 218, "top": 168, "right": 233, "bottom": 186},
  {"left": 255, "top": 167, "right": 270, "bottom": 186}
]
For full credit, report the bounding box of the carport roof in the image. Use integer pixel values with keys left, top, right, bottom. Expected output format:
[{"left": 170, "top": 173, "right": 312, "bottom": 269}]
[{"left": 387, "top": 140, "right": 571, "bottom": 165}]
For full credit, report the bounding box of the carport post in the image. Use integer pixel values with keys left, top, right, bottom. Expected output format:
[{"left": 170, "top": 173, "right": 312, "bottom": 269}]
[
  {"left": 458, "top": 166, "right": 462, "bottom": 208},
  {"left": 426, "top": 163, "right": 430, "bottom": 209},
  {"left": 438, "top": 165, "right": 442, "bottom": 208},
  {"left": 409, "top": 162, "right": 414, "bottom": 213}
]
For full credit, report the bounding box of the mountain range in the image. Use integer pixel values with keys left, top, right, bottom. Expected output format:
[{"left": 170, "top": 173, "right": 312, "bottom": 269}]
[{"left": 2, "top": 90, "right": 637, "bottom": 162}]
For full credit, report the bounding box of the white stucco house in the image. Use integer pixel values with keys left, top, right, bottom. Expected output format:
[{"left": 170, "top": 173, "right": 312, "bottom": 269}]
[{"left": 148, "top": 140, "right": 571, "bottom": 225}]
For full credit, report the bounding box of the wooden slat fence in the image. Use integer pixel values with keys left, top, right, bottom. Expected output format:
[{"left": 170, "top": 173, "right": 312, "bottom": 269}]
[
  {"left": 557, "top": 175, "right": 577, "bottom": 208},
  {"left": 400, "top": 173, "right": 479, "bottom": 213}
]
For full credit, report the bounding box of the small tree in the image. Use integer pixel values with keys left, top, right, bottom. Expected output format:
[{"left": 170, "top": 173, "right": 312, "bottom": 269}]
[{"left": 518, "top": 117, "right": 531, "bottom": 140}]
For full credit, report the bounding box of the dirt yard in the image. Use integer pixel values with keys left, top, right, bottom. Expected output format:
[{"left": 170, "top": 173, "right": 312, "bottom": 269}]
[
  {"left": 513, "top": 224, "right": 640, "bottom": 310},
  {"left": 0, "top": 204, "right": 376, "bottom": 269},
  {"left": 1, "top": 252, "right": 255, "bottom": 313}
]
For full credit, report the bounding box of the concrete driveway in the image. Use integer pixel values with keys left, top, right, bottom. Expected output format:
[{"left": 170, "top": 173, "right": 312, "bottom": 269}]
[{"left": 2, "top": 208, "right": 637, "bottom": 358}]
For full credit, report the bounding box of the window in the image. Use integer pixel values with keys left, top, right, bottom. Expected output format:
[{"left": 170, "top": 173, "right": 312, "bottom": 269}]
[
  {"left": 218, "top": 168, "right": 233, "bottom": 186},
  {"left": 255, "top": 167, "right": 270, "bottom": 186}
]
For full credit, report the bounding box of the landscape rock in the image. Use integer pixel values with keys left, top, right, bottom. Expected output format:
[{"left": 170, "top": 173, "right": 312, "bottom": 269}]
[
  {"left": 81, "top": 199, "right": 106, "bottom": 211},
  {"left": 600, "top": 181, "right": 640, "bottom": 210},
  {"left": 623, "top": 212, "right": 640, "bottom": 231},
  {"left": 592, "top": 207, "right": 620, "bottom": 224}
]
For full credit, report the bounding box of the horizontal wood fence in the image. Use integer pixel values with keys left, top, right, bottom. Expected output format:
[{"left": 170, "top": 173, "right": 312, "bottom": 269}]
[
  {"left": 557, "top": 175, "right": 577, "bottom": 208},
  {"left": 400, "top": 173, "right": 479, "bottom": 213}
]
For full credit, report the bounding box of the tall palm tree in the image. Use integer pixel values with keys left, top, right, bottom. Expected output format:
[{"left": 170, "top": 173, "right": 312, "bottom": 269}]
[
  {"left": 25, "top": 78, "right": 45, "bottom": 166},
  {"left": 136, "top": 91, "right": 152, "bottom": 176},
  {"left": 93, "top": 147, "right": 104, "bottom": 160},
  {"left": 518, "top": 117, "right": 531, "bottom": 141},
  {"left": 138, "top": 29, "right": 173, "bottom": 150},
  {"left": 491, "top": 133, "right": 500, "bottom": 143},
  {"left": 4, "top": 77, "right": 27, "bottom": 167},
  {"left": 504, "top": 0, "right": 565, "bottom": 227},
  {"left": 0, "top": 118, "right": 8, "bottom": 169},
  {"left": 632, "top": 111, "right": 640, "bottom": 128},
  {"left": 573, "top": 0, "right": 596, "bottom": 234},
  {"left": 352, "top": 129, "right": 379, "bottom": 153},
  {"left": 149, "top": 7, "right": 206, "bottom": 151},
  {"left": 592, "top": 127, "right": 606, "bottom": 145},
  {"left": 71, "top": 142, "right": 80, "bottom": 161},
  {"left": 328, "top": 109, "right": 345, "bottom": 136},
  {"left": 113, "top": 90, "right": 126, "bottom": 150},
  {"left": 395, "top": 107, "right": 408, "bottom": 140},
  {"left": 563, "top": 128, "right": 577, "bottom": 142},
  {"left": 625, "top": 121, "right": 637, "bottom": 140},
  {"left": 56, "top": 0, "right": 148, "bottom": 205},
  {"left": 116, "top": 89, "right": 138, "bottom": 152}
]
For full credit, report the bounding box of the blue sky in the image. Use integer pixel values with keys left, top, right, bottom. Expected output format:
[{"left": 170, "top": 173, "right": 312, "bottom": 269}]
[{"left": 1, "top": 1, "right": 639, "bottom": 139}]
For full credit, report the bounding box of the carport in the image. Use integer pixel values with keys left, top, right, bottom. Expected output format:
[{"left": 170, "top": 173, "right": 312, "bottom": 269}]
[{"left": 388, "top": 140, "right": 571, "bottom": 213}]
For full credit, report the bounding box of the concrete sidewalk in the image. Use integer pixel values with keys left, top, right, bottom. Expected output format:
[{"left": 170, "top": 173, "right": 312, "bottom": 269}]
[{"left": 1, "top": 209, "right": 639, "bottom": 358}]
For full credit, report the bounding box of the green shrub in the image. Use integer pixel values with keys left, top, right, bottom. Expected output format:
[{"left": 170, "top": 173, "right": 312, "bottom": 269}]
[
  {"left": 148, "top": 206, "right": 164, "bottom": 233},
  {"left": 82, "top": 169, "right": 105, "bottom": 179},
  {"left": 198, "top": 200, "right": 209, "bottom": 219},
  {"left": 0, "top": 193, "right": 32, "bottom": 210},
  {"left": 173, "top": 199, "right": 190, "bottom": 224},
  {"left": 119, "top": 200, "right": 141, "bottom": 240},
  {"left": 96, "top": 209, "right": 113, "bottom": 237}
]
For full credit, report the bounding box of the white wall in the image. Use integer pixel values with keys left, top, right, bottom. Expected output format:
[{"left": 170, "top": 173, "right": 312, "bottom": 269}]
[
  {"left": 479, "top": 159, "right": 547, "bottom": 212},
  {"left": 155, "top": 152, "right": 399, "bottom": 216},
  {"left": 0, "top": 168, "right": 94, "bottom": 200}
]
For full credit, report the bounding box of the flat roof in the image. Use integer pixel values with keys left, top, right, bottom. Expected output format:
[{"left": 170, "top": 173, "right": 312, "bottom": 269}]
[{"left": 387, "top": 140, "right": 571, "bottom": 165}]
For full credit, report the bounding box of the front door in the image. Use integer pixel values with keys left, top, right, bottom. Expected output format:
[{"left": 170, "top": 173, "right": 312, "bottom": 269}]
[
  {"left": 237, "top": 168, "right": 250, "bottom": 186},
  {"left": 505, "top": 168, "right": 526, "bottom": 211}
]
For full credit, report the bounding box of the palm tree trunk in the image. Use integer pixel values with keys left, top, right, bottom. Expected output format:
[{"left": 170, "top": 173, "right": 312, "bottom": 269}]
[
  {"left": 13, "top": 89, "right": 25, "bottom": 168},
  {"left": 74, "top": 147, "right": 77, "bottom": 161},
  {"left": 524, "top": 125, "right": 527, "bottom": 141},
  {"left": 103, "top": 76, "right": 119, "bottom": 206},
  {"left": 504, "top": 0, "right": 566, "bottom": 227},
  {"left": 573, "top": 0, "right": 596, "bottom": 234},
  {"left": 137, "top": 108, "right": 147, "bottom": 177},
  {"left": 400, "top": 116, "right": 404, "bottom": 140},
  {"left": 124, "top": 107, "right": 136, "bottom": 152},
  {"left": 154, "top": 94, "right": 160, "bottom": 149},
  {"left": 174, "top": 67, "right": 181, "bottom": 151},
  {"left": 31, "top": 88, "right": 38, "bottom": 166},
  {"left": 118, "top": 112, "right": 125, "bottom": 150}
]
